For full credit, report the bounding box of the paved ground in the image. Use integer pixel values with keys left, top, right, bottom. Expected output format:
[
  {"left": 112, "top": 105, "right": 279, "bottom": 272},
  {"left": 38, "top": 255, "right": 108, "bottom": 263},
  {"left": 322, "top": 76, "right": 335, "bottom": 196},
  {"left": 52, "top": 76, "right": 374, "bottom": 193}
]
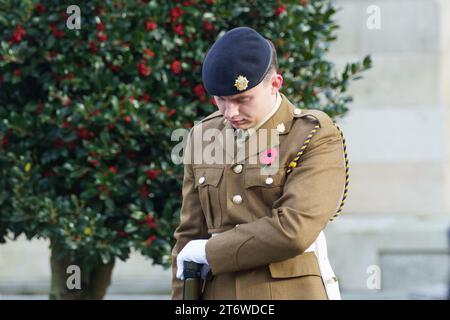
[
  {"left": 1, "top": 286, "right": 447, "bottom": 300},
  {"left": 0, "top": 292, "right": 446, "bottom": 300},
  {"left": 0, "top": 294, "right": 171, "bottom": 300}
]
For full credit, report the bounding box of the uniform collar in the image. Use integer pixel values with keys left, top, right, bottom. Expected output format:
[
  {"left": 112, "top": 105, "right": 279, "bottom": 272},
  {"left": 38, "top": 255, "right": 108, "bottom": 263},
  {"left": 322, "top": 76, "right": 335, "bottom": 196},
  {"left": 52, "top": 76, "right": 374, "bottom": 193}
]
[
  {"left": 220, "top": 92, "right": 297, "bottom": 164},
  {"left": 247, "top": 91, "right": 281, "bottom": 137},
  {"left": 255, "top": 91, "right": 295, "bottom": 135},
  {"left": 235, "top": 91, "right": 285, "bottom": 141}
]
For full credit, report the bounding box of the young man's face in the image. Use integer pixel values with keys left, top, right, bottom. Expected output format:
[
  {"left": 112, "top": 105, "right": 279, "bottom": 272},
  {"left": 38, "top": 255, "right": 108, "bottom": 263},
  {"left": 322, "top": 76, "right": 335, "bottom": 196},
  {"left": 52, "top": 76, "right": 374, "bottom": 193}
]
[{"left": 213, "top": 72, "right": 283, "bottom": 129}]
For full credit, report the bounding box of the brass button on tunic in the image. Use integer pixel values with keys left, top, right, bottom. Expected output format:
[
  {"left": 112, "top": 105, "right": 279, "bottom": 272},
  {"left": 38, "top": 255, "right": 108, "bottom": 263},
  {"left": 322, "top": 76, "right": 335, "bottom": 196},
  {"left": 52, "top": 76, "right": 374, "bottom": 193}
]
[
  {"left": 232, "top": 164, "right": 243, "bottom": 174},
  {"left": 232, "top": 195, "right": 243, "bottom": 205}
]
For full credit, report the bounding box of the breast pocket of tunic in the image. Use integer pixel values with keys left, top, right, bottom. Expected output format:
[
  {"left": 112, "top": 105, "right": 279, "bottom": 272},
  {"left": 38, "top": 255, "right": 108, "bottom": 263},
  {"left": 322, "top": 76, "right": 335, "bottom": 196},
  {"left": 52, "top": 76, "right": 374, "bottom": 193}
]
[
  {"left": 193, "top": 166, "right": 224, "bottom": 229},
  {"left": 244, "top": 167, "right": 285, "bottom": 213}
]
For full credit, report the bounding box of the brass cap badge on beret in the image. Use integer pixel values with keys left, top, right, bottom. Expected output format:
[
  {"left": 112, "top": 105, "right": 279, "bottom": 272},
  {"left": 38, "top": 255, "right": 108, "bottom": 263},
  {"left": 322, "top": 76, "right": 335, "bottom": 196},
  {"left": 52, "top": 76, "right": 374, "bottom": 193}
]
[{"left": 234, "top": 75, "right": 249, "bottom": 91}]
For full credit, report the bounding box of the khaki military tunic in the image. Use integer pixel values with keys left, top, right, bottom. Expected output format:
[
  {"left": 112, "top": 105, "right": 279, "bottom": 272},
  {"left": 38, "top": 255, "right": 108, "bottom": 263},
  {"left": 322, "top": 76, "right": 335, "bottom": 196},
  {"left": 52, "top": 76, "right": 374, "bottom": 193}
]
[{"left": 171, "top": 92, "right": 346, "bottom": 300}]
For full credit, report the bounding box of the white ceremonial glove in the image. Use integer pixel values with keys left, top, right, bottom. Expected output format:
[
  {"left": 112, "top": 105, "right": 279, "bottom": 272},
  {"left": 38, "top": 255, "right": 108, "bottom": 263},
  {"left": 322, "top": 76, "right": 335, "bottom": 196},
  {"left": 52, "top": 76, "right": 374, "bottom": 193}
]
[{"left": 176, "top": 239, "right": 209, "bottom": 280}]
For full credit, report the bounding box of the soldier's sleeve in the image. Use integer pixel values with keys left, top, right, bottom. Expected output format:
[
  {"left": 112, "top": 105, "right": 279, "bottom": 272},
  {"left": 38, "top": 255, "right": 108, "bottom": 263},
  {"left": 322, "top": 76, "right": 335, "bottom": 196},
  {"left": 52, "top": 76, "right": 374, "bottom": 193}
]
[
  {"left": 205, "top": 118, "right": 346, "bottom": 275},
  {"left": 170, "top": 128, "right": 209, "bottom": 299}
]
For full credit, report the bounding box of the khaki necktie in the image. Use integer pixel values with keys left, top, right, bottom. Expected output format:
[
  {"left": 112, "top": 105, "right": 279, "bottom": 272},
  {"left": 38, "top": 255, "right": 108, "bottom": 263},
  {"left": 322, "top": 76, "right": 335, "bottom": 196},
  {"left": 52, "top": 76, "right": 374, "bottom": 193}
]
[{"left": 235, "top": 128, "right": 249, "bottom": 145}]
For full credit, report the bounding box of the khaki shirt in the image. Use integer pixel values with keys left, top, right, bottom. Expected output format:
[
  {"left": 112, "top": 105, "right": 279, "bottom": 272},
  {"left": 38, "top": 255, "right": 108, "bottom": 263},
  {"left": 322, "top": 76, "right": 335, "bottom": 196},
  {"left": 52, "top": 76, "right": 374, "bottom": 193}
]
[{"left": 171, "top": 92, "right": 346, "bottom": 299}]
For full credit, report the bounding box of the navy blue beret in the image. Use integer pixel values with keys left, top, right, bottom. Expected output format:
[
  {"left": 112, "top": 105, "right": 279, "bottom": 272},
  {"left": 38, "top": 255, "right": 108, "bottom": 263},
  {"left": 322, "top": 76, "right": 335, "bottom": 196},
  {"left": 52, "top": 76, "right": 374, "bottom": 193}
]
[{"left": 202, "top": 26, "right": 273, "bottom": 96}]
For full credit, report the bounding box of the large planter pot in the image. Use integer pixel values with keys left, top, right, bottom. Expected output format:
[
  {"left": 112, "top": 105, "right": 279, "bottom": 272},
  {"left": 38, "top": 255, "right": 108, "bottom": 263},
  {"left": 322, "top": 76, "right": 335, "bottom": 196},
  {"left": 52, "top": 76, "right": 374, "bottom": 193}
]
[{"left": 49, "top": 240, "right": 115, "bottom": 300}]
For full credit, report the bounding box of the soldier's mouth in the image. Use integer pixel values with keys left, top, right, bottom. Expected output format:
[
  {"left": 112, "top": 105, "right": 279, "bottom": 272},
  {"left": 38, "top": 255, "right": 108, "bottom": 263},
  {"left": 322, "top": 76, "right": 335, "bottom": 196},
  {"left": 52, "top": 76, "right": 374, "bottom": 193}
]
[{"left": 231, "top": 119, "right": 246, "bottom": 125}]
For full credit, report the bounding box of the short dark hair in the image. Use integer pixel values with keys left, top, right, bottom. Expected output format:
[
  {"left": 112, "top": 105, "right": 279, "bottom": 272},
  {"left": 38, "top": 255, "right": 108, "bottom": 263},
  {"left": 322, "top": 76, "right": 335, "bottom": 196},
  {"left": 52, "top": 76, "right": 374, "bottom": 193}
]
[{"left": 263, "top": 39, "right": 278, "bottom": 83}]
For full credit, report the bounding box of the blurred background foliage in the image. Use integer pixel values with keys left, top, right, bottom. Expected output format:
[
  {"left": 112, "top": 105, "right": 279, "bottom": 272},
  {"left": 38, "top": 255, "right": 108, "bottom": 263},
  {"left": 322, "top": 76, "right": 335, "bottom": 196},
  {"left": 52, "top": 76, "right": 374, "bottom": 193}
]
[{"left": 0, "top": 0, "right": 371, "bottom": 271}]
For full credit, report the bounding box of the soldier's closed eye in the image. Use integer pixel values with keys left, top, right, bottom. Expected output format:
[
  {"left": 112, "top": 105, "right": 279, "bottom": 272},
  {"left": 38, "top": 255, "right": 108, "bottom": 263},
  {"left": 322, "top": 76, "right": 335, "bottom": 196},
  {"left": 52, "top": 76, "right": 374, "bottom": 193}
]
[
  {"left": 217, "top": 96, "right": 251, "bottom": 103},
  {"left": 237, "top": 97, "right": 251, "bottom": 103}
]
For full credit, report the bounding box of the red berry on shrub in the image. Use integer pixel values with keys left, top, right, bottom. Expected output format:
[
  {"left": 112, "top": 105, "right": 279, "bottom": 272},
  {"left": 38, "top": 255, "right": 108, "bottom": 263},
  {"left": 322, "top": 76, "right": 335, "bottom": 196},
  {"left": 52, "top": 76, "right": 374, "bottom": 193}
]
[
  {"left": 10, "top": 25, "right": 26, "bottom": 43},
  {"left": 108, "top": 166, "right": 118, "bottom": 174},
  {"left": 167, "top": 109, "right": 176, "bottom": 117},
  {"left": 193, "top": 84, "right": 205, "bottom": 97},
  {"left": 145, "top": 235, "right": 157, "bottom": 246},
  {"left": 274, "top": 4, "right": 286, "bottom": 16},
  {"left": 170, "top": 7, "right": 184, "bottom": 21},
  {"left": 139, "top": 93, "right": 151, "bottom": 102},
  {"left": 96, "top": 23, "right": 106, "bottom": 31},
  {"left": 76, "top": 128, "right": 88, "bottom": 139},
  {"left": 109, "top": 65, "right": 120, "bottom": 73},
  {"left": 34, "top": 3, "right": 46, "bottom": 13},
  {"left": 202, "top": 20, "right": 214, "bottom": 31},
  {"left": 89, "top": 42, "right": 98, "bottom": 53},
  {"left": 118, "top": 230, "right": 127, "bottom": 237},
  {"left": 89, "top": 159, "right": 100, "bottom": 167},
  {"left": 96, "top": 6, "right": 105, "bottom": 15},
  {"left": 171, "top": 60, "right": 182, "bottom": 74},
  {"left": 145, "top": 21, "right": 157, "bottom": 30},
  {"left": 143, "top": 48, "right": 155, "bottom": 58},
  {"left": 145, "top": 169, "right": 161, "bottom": 180},
  {"left": 137, "top": 63, "right": 151, "bottom": 76},
  {"left": 145, "top": 215, "right": 157, "bottom": 229},
  {"left": 97, "top": 32, "right": 108, "bottom": 42},
  {"left": 50, "top": 25, "right": 64, "bottom": 38},
  {"left": 140, "top": 184, "right": 149, "bottom": 198},
  {"left": 172, "top": 24, "right": 184, "bottom": 36}
]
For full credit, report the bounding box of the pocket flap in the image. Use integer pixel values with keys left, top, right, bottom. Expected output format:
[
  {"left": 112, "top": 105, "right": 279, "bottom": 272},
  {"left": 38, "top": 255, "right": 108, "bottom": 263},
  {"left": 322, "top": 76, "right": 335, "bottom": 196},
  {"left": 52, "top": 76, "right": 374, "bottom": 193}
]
[
  {"left": 193, "top": 167, "right": 224, "bottom": 188},
  {"left": 269, "top": 252, "right": 321, "bottom": 278},
  {"left": 244, "top": 167, "right": 284, "bottom": 188}
]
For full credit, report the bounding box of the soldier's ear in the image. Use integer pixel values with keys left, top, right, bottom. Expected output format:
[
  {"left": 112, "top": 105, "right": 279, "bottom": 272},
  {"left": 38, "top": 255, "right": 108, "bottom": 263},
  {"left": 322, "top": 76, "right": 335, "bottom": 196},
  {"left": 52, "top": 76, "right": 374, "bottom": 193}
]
[{"left": 270, "top": 73, "right": 283, "bottom": 94}]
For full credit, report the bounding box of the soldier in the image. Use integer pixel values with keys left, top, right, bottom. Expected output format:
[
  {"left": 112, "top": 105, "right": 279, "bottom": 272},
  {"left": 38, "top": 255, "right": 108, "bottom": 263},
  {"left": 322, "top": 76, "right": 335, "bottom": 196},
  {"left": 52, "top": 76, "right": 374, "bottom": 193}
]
[{"left": 171, "top": 26, "right": 347, "bottom": 299}]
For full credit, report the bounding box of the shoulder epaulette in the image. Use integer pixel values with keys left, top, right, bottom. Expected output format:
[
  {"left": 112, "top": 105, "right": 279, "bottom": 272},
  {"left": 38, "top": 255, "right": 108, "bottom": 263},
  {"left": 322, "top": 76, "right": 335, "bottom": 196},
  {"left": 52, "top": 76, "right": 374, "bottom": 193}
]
[
  {"left": 195, "top": 110, "right": 223, "bottom": 126},
  {"left": 293, "top": 109, "right": 334, "bottom": 128}
]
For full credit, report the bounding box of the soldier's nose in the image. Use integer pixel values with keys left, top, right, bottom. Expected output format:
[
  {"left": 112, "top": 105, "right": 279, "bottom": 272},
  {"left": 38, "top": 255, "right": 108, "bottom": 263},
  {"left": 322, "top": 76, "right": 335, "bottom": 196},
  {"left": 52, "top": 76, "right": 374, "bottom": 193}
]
[{"left": 224, "top": 103, "right": 239, "bottom": 120}]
